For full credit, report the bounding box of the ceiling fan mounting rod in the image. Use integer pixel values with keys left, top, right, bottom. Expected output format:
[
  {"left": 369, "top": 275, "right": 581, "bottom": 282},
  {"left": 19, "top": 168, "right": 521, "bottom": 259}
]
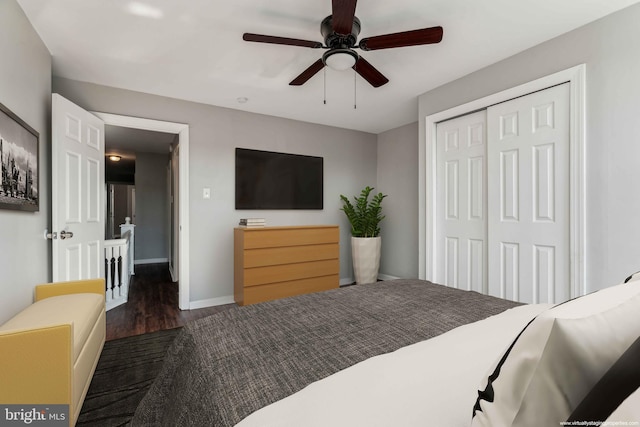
[{"left": 321, "top": 15, "right": 361, "bottom": 48}]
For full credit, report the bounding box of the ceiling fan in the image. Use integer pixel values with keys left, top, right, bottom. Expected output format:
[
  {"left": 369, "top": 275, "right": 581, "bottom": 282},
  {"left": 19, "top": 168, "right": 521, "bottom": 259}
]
[{"left": 243, "top": 0, "right": 443, "bottom": 88}]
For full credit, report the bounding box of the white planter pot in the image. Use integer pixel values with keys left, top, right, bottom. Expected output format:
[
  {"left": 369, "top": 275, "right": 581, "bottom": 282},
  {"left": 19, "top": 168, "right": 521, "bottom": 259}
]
[{"left": 351, "top": 236, "right": 381, "bottom": 285}]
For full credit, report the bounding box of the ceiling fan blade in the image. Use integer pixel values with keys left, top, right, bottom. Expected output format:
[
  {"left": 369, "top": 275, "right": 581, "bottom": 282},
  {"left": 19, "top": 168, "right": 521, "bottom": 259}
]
[
  {"left": 353, "top": 56, "right": 389, "bottom": 88},
  {"left": 289, "top": 59, "right": 325, "bottom": 86},
  {"left": 243, "top": 33, "right": 323, "bottom": 49},
  {"left": 359, "top": 26, "right": 443, "bottom": 51},
  {"left": 331, "top": 0, "right": 358, "bottom": 35}
]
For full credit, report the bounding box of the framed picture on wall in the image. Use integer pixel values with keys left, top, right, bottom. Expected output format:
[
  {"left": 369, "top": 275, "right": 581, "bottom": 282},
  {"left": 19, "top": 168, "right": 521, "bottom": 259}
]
[{"left": 0, "top": 101, "right": 39, "bottom": 212}]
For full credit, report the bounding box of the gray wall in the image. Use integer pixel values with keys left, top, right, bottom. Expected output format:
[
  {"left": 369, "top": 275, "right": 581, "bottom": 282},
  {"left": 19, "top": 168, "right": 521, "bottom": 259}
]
[
  {"left": 135, "top": 152, "right": 169, "bottom": 261},
  {"left": 417, "top": 3, "right": 640, "bottom": 292},
  {"left": 52, "top": 77, "right": 377, "bottom": 302},
  {"left": 377, "top": 122, "right": 419, "bottom": 278},
  {"left": 0, "top": 0, "right": 51, "bottom": 324}
]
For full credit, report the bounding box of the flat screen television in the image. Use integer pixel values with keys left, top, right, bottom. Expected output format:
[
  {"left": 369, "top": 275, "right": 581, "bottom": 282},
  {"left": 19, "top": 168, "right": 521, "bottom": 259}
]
[{"left": 235, "top": 148, "right": 323, "bottom": 210}]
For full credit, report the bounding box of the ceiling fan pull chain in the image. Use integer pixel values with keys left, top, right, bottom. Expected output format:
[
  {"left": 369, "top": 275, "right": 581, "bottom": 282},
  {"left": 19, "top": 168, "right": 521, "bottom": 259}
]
[
  {"left": 354, "top": 66, "right": 357, "bottom": 109},
  {"left": 323, "top": 67, "right": 327, "bottom": 105}
]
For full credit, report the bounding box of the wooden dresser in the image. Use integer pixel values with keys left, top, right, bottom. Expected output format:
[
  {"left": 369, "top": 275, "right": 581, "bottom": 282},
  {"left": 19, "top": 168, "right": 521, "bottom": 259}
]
[{"left": 234, "top": 225, "right": 340, "bottom": 305}]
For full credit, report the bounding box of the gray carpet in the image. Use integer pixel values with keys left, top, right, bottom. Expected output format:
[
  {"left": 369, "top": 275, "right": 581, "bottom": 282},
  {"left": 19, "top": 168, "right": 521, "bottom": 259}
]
[{"left": 77, "top": 328, "right": 181, "bottom": 427}]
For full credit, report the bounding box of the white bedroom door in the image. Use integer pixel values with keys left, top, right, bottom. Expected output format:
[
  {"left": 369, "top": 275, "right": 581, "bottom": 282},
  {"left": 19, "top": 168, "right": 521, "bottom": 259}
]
[
  {"left": 435, "top": 110, "right": 487, "bottom": 292},
  {"left": 51, "top": 94, "right": 105, "bottom": 282},
  {"left": 487, "top": 83, "right": 570, "bottom": 303}
]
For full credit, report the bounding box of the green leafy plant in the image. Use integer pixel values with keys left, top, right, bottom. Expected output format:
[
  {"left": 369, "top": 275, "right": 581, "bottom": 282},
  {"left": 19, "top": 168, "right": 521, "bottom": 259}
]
[{"left": 340, "top": 186, "right": 387, "bottom": 237}]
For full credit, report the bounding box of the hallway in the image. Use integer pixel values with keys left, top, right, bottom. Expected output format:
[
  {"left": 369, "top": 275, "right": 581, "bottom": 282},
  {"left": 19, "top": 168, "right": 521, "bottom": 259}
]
[{"left": 106, "top": 263, "right": 234, "bottom": 341}]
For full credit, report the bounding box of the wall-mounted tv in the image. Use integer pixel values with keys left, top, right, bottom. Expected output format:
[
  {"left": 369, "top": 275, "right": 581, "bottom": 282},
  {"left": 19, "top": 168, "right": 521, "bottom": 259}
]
[{"left": 235, "top": 148, "right": 323, "bottom": 210}]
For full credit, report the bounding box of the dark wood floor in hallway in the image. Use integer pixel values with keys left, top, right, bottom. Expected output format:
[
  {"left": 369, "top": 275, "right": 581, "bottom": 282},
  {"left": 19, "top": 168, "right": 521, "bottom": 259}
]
[{"left": 106, "top": 263, "right": 235, "bottom": 341}]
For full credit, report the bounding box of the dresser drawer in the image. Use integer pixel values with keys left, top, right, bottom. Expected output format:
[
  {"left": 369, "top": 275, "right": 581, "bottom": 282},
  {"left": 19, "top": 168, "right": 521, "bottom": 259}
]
[
  {"left": 242, "top": 226, "right": 339, "bottom": 249},
  {"left": 244, "top": 259, "right": 339, "bottom": 287},
  {"left": 244, "top": 244, "right": 338, "bottom": 268},
  {"left": 243, "top": 275, "right": 338, "bottom": 305}
]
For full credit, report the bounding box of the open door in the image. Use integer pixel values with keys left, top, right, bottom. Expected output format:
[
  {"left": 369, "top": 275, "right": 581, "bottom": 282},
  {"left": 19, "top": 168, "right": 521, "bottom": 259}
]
[
  {"left": 51, "top": 94, "right": 105, "bottom": 281},
  {"left": 170, "top": 144, "right": 179, "bottom": 282}
]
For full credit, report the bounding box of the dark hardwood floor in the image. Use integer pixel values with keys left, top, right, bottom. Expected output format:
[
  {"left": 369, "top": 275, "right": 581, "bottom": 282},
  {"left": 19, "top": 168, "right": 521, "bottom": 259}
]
[{"left": 106, "top": 263, "right": 235, "bottom": 341}]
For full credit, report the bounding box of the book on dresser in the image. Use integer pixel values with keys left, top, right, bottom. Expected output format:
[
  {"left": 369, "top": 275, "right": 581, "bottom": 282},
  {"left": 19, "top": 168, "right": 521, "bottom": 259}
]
[
  {"left": 234, "top": 225, "right": 340, "bottom": 306},
  {"left": 239, "top": 218, "right": 266, "bottom": 228}
]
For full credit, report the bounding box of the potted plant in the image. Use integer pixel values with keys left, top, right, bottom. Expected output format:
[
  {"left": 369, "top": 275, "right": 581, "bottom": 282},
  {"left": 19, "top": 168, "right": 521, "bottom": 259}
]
[{"left": 340, "top": 186, "right": 387, "bottom": 284}]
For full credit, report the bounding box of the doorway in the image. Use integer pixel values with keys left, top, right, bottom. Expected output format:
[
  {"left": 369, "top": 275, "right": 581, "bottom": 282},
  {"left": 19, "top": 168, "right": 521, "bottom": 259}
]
[
  {"left": 104, "top": 125, "right": 175, "bottom": 265},
  {"left": 95, "top": 112, "right": 191, "bottom": 310}
]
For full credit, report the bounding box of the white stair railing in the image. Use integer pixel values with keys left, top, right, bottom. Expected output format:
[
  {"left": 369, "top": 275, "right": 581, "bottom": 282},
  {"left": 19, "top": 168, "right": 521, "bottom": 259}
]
[
  {"left": 104, "top": 230, "right": 132, "bottom": 311},
  {"left": 120, "top": 217, "right": 136, "bottom": 276}
]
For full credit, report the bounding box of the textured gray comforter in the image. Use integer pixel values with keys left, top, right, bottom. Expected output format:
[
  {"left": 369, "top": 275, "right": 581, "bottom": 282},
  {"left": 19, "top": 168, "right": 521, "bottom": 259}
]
[{"left": 132, "top": 279, "right": 521, "bottom": 426}]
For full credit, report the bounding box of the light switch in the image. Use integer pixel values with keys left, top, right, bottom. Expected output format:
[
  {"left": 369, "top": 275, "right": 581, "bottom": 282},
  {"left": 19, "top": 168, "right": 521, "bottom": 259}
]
[{"left": 203, "top": 187, "right": 211, "bottom": 199}]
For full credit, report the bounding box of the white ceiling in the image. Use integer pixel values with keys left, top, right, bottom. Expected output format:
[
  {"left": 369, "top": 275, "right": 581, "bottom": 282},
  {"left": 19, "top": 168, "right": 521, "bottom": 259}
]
[{"left": 18, "top": 0, "right": 640, "bottom": 134}]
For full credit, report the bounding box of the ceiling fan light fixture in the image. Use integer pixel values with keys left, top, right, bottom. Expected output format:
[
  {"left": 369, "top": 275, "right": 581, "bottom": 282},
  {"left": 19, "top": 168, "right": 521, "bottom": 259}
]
[{"left": 323, "top": 48, "right": 358, "bottom": 71}]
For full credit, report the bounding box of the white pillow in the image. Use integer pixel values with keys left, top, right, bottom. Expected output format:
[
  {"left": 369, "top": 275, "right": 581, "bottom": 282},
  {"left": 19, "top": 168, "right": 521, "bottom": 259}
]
[
  {"left": 567, "top": 333, "right": 640, "bottom": 422},
  {"left": 605, "top": 387, "right": 640, "bottom": 423},
  {"left": 471, "top": 281, "right": 640, "bottom": 427}
]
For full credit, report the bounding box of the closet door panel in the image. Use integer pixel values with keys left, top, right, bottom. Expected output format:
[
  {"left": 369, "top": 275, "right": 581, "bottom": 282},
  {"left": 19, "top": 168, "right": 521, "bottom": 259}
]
[
  {"left": 487, "top": 83, "right": 570, "bottom": 304},
  {"left": 436, "top": 110, "right": 487, "bottom": 293}
]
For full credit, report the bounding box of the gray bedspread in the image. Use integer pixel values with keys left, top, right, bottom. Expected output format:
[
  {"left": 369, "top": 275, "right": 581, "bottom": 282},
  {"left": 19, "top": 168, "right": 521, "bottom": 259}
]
[{"left": 132, "top": 279, "right": 521, "bottom": 426}]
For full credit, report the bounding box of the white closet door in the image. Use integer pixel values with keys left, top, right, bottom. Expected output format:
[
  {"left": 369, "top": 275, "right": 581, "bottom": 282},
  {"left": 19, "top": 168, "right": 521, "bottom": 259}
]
[
  {"left": 435, "top": 110, "right": 487, "bottom": 292},
  {"left": 487, "top": 83, "right": 570, "bottom": 303}
]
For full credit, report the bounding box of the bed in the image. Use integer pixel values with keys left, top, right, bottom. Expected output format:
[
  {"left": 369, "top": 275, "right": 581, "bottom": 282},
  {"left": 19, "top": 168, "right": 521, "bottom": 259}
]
[{"left": 131, "top": 277, "right": 640, "bottom": 426}]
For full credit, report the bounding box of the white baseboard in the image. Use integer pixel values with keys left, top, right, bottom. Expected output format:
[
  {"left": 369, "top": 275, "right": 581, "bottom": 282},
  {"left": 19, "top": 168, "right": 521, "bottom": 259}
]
[
  {"left": 340, "top": 277, "right": 354, "bottom": 286},
  {"left": 340, "top": 274, "right": 401, "bottom": 286},
  {"left": 106, "top": 297, "right": 127, "bottom": 311},
  {"left": 190, "top": 295, "right": 235, "bottom": 310},
  {"left": 134, "top": 258, "right": 169, "bottom": 265},
  {"left": 189, "top": 276, "right": 402, "bottom": 308},
  {"left": 378, "top": 273, "right": 402, "bottom": 281}
]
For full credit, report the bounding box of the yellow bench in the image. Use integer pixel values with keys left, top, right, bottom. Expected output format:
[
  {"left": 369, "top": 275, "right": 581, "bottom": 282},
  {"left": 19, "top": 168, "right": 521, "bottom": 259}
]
[{"left": 0, "top": 279, "right": 106, "bottom": 426}]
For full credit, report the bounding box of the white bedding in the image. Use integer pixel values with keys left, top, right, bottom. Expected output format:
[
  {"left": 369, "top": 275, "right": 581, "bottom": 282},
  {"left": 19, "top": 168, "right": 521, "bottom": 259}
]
[{"left": 236, "top": 303, "right": 552, "bottom": 427}]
